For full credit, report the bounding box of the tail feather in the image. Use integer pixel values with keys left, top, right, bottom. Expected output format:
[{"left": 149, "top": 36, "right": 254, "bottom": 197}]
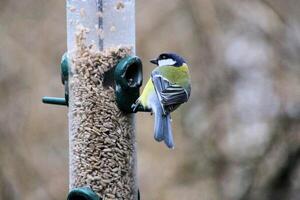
[
  {"left": 153, "top": 105, "right": 164, "bottom": 142},
  {"left": 163, "top": 114, "right": 174, "bottom": 149},
  {"left": 151, "top": 94, "right": 174, "bottom": 148}
]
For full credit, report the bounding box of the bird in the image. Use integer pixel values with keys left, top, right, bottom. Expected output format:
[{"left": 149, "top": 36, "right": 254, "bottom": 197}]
[{"left": 132, "top": 53, "right": 191, "bottom": 148}]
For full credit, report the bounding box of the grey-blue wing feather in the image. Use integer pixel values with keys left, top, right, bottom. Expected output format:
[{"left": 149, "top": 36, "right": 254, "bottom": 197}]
[
  {"left": 161, "top": 84, "right": 189, "bottom": 105},
  {"left": 151, "top": 71, "right": 169, "bottom": 114},
  {"left": 151, "top": 71, "right": 189, "bottom": 113}
]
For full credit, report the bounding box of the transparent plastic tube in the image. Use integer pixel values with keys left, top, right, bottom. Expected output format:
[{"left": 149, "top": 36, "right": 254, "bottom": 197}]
[
  {"left": 67, "top": 0, "right": 137, "bottom": 199},
  {"left": 67, "top": 0, "right": 135, "bottom": 52}
]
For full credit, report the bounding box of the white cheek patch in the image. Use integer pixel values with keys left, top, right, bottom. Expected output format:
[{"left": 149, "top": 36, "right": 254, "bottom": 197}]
[{"left": 158, "top": 59, "right": 176, "bottom": 66}]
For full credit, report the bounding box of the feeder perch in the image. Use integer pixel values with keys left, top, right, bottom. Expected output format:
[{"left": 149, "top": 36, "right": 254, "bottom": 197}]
[{"left": 42, "top": 53, "right": 69, "bottom": 106}]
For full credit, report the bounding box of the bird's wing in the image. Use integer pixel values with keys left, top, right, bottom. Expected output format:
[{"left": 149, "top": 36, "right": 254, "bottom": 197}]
[
  {"left": 151, "top": 71, "right": 189, "bottom": 114},
  {"left": 160, "top": 84, "right": 189, "bottom": 105}
]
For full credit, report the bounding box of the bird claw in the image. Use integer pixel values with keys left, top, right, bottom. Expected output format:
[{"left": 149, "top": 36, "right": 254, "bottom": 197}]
[{"left": 131, "top": 103, "right": 138, "bottom": 113}]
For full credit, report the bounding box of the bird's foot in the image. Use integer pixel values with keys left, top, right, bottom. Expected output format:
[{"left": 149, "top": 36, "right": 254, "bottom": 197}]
[{"left": 131, "top": 103, "right": 138, "bottom": 113}]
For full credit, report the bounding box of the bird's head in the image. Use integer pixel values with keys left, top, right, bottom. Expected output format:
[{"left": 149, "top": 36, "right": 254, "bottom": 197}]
[{"left": 150, "top": 53, "right": 186, "bottom": 67}]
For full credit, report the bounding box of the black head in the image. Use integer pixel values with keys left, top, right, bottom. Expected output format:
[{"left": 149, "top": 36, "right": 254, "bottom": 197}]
[{"left": 150, "top": 53, "right": 186, "bottom": 67}]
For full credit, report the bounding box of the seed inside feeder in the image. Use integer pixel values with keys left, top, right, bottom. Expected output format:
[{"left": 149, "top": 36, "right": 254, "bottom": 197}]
[
  {"left": 69, "top": 28, "right": 137, "bottom": 200},
  {"left": 116, "top": 1, "right": 125, "bottom": 10}
]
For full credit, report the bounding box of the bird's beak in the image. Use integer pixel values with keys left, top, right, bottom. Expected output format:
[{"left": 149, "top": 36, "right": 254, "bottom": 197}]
[{"left": 150, "top": 59, "right": 158, "bottom": 65}]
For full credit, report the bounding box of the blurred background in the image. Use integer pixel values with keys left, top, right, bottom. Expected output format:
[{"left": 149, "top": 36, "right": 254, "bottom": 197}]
[{"left": 0, "top": 0, "right": 300, "bottom": 199}]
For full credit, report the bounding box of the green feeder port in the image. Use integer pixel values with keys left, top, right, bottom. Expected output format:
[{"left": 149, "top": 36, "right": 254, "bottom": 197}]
[
  {"left": 61, "top": 52, "right": 69, "bottom": 84},
  {"left": 67, "top": 187, "right": 101, "bottom": 200},
  {"left": 114, "top": 56, "right": 151, "bottom": 113},
  {"left": 67, "top": 187, "right": 141, "bottom": 200}
]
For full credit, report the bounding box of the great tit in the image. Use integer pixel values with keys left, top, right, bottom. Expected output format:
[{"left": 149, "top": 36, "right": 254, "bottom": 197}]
[{"left": 133, "top": 53, "right": 191, "bottom": 148}]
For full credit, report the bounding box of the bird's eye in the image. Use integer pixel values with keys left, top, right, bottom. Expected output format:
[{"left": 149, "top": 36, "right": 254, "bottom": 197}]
[{"left": 162, "top": 55, "right": 166, "bottom": 59}]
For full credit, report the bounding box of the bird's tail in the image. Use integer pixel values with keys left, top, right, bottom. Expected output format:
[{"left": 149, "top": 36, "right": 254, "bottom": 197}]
[
  {"left": 153, "top": 105, "right": 164, "bottom": 142},
  {"left": 163, "top": 114, "right": 174, "bottom": 149},
  {"left": 153, "top": 105, "right": 174, "bottom": 148}
]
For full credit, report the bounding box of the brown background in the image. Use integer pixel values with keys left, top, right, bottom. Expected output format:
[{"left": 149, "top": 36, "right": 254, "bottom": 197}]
[{"left": 0, "top": 0, "right": 300, "bottom": 200}]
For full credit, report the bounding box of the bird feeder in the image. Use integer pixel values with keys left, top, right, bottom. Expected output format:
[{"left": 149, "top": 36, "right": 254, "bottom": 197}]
[{"left": 44, "top": 0, "right": 143, "bottom": 199}]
